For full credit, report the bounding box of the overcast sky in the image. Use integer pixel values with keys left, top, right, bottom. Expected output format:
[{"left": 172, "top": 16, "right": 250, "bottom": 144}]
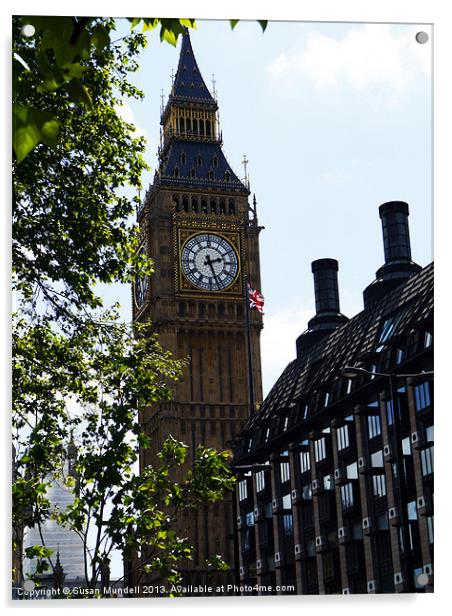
[{"left": 103, "top": 18, "right": 432, "bottom": 395}]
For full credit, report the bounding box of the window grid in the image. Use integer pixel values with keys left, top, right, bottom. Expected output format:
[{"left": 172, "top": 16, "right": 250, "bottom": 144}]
[
  {"left": 368, "top": 414, "right": 382, "bottom": 439},
  {"left": 386, "top": 399, "right": 394, "bottom": 426},
  {"left": 414, "top": 382, "right": 431, "bottom": 411},
  {"left": 300, "top": 451, "right": 310, "bottom": 474},
  {"left": 315, "top": 438, "right": 327, "bottom": 462},
  {"left": 341, "top": 483, "right": 354, "bottom": 510},
  {"left": 372, "top": 474, "right": 387, "bottom": 498},
  {"left": 256, "top": 471, "right": 265, "bottom": 493},
  {"left": 280, "top": 462, "right": 290, "bottom": 483},
  {"left": 238, "top": 480, "right": 248, "bottom": 501},
  {"left": 421, "top": 445, "right": 434, "bottom": 476},
  {"left": 337, "top": 425, "right": 350, "bottom": 451}
]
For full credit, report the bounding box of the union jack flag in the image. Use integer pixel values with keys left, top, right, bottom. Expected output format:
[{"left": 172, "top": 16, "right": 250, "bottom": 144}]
[{"left": 247, "top": 282, "right": 265, "bottom": 314}]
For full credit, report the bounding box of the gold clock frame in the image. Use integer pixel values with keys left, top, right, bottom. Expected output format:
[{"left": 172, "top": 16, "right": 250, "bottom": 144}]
[{"left": 175, "top": 216, "right": 243, "bottom": 297}]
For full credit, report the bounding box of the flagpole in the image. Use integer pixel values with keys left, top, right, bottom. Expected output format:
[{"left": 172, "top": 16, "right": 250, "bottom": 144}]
[{"left": 244, "top": 273, "right": 256, "bottom": 418}]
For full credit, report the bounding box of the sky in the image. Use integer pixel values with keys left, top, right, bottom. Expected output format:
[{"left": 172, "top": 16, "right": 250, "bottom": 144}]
[{"left": 104, "top": 18, "right": 432, "bottom": 396}]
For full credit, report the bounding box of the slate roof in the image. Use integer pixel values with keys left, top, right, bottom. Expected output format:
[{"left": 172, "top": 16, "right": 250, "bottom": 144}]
[
  {"left": 237, "top": 262, "right": 433, "bottom": 455},
  {"left": 170, "top": 31, "right": 216, "bottom": 104},
  {"left": 158, "top": 140, "right": 248, "bottom": 192}
]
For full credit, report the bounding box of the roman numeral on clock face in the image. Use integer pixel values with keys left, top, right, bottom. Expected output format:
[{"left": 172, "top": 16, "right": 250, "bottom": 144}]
[{"left": 181, "top": 232, "right": 239, "bottom": 291}]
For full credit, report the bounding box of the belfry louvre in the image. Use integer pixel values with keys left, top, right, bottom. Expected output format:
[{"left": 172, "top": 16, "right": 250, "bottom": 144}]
[{"left": 233, "top": 201, "right": 433, "bottom": 594}]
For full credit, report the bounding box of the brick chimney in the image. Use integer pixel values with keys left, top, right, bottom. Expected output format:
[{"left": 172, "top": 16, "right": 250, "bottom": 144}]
[
  {"left": 296, "top": 258, "right": 348, "bottom": 357},
  {"left": 363, "top": 201, "right": 421, "bottom": 308}
]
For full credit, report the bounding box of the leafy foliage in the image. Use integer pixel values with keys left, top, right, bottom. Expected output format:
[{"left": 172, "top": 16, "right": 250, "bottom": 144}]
[{"left": 12, "top": 15, "right": 242, "bottom": 590}]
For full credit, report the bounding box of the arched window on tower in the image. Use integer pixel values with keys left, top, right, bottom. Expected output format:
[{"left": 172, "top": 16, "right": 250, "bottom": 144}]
[
  {"left": 190, "top": 168, "right": 196, "bottom": 179},
  {"left": 201, "top": 198, "right": 208, "bottom": 213},
  {"left": 172, "top": 194, "right": 180, "bottom": 211},
  {"left": 191, "top": 197, "right": 198, "bottom": 213},
  {"left": 206, "top": 119, "right": 211, "bottom": 137},
  {"left": 208, "top": 170, "right": 214, "bottom": 181},
  {"left": 180, "top": 152, "right": 186, "bottom": 164},
  {"left": 210, "top": 199, "right": 217, "bottom": 214},
  {"left": 219, "top": 199, "right": 226, "bottom": 215},
  {"left": 200, "top": 120, "right": 205, "bottom": 136},
  {"left": 229, "top": 199, "right": 236, "bottom": 215},
  {"left": 224, "top": 171, "right": 231, "bottom": 182},
  {"left": 180, "top": 117, "right": 185, "bottom": 133},
  {"left": 193, "top": 119, "right": 198, "bottom": 135},
  {"left": 174, "top": 166, "right": 180, "bottom": 178},
  {"left": 213, "top": 156, "right": 218, "bottom": 168},
  {"left": 182, "top": 196, "right": 189, "bottom": 212},
  {"left": 197, "top": 155, "right": 202, "bottom": 166},
  {"left": 186, "top": 117, "right": 192, "bottom": 133}
]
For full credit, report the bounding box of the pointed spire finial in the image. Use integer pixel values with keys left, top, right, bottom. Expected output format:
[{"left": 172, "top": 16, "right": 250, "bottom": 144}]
[
  {"left": 242, "top": 154, "right": 250, "bottom": 188},
  {"left": 212, "top": 73, "right": 217, "bottom": 100}
]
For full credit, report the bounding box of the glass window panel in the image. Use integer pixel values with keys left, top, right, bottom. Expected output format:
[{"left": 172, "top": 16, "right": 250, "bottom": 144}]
[
  {"left": 239, "top": 480, "right": 247, "bottom": 501},
  {"left": 372, "top": 474, "right": 386, "bottom": 497},
  {"left": 302, "top": 484, "right": 312, "bottom": 500},
  {"left": 282, "top": 493, "right": 292, "bottom": 510},
  {"left": 245, "top": 511, "right": 255, "bottom": 526},
  {"left": 346, "top": 462, "right": 358, "bottom": 480},
  {"left": 280, "top": 462, "right": 290, "bottom": 483},
  {"left": 341, "top": 483, "right": 354, "bottom": 509},
  {"left": 371, "top": 450, "right": 384, "bottom": 467},
  {"left": 427, "top": 516, "right": 434, "bottom": 544},
  {"left": 402, "top": 437, "right": 412, "bottom": 456},
  {"left": 407, "top": 501, "right": 417, "bottom": 520},
  {"left": 421, "top": 446, "right": 434, "bottom": 476},
  {"left": 368, "top": 415, "right": 382, "bottom": 439},
  {"left": 300, "top": 451, "right": 310, "bottom": 473},
  {"left": 323, "top": 474, "right": 334, "bottom": 491},
  {"left": 283, "top": 514, "right": 293, "bottom": 536},
  {"left": 386, "top": 399, "right": 394, "bottom": 426},
  {"left": 256, "top": 470, "right": 266, "bottom": 492}
]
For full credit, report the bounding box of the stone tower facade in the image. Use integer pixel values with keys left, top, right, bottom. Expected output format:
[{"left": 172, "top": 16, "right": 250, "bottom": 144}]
[{"left": 133, "top": 31, "right": 263, "bottom": 587}]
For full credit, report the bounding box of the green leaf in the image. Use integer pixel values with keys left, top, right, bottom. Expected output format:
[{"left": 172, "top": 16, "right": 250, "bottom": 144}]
[
  {"left": 66, "top": 79, "right": 93, "bottom": 110},
  {"left": 141, "top": 18, "right": 159, "bottom": 33},
  {"left": 13, "top": 105, "right": 60, "bottom": 162},
  {"left": 91, "top": 25, "right": 110, "bottom": 51},
  {"left": 230, "top": 20, "right": 239, "bottom": 30},
  {"left": 258, "top": 20, "right": 268, "bottom": 32},
  {"left": 160, "top": 27, "right": 177, "bottom": 47},
  {"left": 61, "top": 63, "right": 86, "bottom": 81},
  {"left": 179, "top": 19, "right": 196, "bottom": 29}
]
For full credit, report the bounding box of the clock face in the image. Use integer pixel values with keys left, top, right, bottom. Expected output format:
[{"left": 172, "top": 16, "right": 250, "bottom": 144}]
[
  {"left": 181, "top": 233, "right": 239, "bottom": 291},
  {"left": 134, "top": 276, "right": 149, "bottom": 307}
]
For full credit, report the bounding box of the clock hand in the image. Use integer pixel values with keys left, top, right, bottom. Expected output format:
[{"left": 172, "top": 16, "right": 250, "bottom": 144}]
[{"left": 204, "top": 254, "right": 222, "bottom": 288}]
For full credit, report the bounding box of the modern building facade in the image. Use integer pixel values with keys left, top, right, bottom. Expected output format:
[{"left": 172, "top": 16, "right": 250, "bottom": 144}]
[
  {"left": 132, "top": 31, "right": 263, "bottom": 587},
  {"left": 233, "top": 201, "right": 433, "bottom": 595}
]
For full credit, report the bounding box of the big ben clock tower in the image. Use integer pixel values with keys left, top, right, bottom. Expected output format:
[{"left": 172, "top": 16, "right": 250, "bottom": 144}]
[{"left": 133, "top": 30, "right": 263, "bottom": 586}]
